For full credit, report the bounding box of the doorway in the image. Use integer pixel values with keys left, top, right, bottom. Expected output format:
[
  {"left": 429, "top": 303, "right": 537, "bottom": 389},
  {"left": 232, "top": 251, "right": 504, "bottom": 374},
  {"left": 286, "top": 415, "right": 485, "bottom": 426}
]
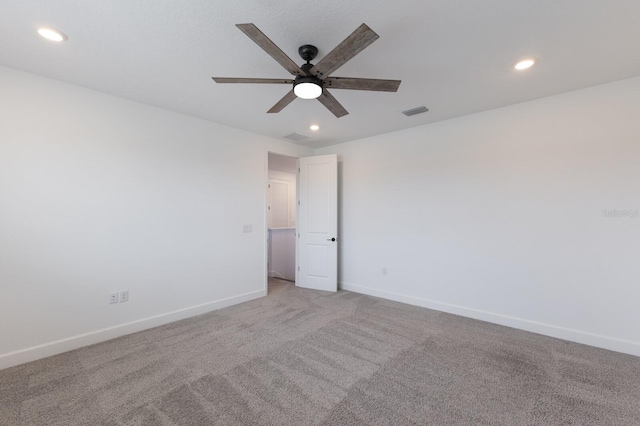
[{"left": 267, "top": 153, "right": 298, "bottom": 293}]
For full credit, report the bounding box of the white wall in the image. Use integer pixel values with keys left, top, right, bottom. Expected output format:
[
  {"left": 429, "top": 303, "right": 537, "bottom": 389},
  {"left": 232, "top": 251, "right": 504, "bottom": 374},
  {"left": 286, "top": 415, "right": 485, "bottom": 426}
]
[
  {"left": 317, "top": 76, "right": 640, "bottom": 356},
  {"left": 0, "top": 66, "right": 312, "bottom": 369},
  {"left": 268, "top": 153, "right": 297, "bottom": 174}
]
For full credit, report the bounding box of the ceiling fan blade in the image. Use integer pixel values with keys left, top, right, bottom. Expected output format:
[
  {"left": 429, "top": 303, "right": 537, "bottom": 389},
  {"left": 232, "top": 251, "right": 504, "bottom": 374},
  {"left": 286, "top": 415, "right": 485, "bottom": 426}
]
[
  {"left": 267, "top": 90, "right": 297, "bottom": 113},
  {"left": 212, "top": 77, "right": 293, "bottom": 84},
  {"left": 317, "top": 90, "right": 349, "bottom": 118},
  {"left": 324, "top": 77, "right": 401, "bottom": 92},
  {"left": 310, "top": 24, "right": 379, "bottom": 79},
  {"left": 236, "top": 23, "right": 304, "bottom": 76}
]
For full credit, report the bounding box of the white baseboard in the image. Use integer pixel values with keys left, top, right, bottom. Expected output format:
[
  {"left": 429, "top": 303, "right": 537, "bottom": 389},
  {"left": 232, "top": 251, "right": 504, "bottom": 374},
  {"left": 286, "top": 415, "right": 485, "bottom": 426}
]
[
  {"left": 339, "top": 282, "right": 640, "bottom": 357},
  {"left": 0, "top": 290, "right": 264, "bottom": 371}
]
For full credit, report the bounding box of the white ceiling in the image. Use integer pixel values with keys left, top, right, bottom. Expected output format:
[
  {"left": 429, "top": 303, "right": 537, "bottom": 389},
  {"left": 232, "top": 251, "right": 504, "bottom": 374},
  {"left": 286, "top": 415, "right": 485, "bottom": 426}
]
[{"left": 2, "top": 1, "right": 640, "bottom": 148}]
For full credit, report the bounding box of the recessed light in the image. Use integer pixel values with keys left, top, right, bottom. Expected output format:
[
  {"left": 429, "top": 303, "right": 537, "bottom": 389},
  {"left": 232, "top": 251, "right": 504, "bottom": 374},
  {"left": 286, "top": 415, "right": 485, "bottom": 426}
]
[
  {"left": 514, "top": 58, "right": 535, "bottom": 70},
  {"left": 37, "top": 27, "right": 68, "bottom": 42},
  {"left": 309, "top": 124, "right": 320, "bottom": 131}
]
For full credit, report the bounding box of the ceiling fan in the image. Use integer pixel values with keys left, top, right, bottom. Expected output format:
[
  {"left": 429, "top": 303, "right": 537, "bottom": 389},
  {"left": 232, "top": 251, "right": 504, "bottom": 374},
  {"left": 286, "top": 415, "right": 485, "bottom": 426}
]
[{"left": 212, "top": 23, "right": 401, "bottom": 118}]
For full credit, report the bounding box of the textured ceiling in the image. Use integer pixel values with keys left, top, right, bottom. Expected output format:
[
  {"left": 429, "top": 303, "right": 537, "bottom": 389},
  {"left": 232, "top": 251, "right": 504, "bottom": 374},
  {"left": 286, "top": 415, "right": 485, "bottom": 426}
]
[{"left": 2, "top": 1, "right": 640, "bottom": 148}]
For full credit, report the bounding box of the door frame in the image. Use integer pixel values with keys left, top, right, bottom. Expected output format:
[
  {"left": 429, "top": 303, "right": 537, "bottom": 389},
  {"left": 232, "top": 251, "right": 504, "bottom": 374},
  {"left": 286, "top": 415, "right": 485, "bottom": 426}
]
[{"left": 264, "top": 151, "right": 300, "bottom": 295}]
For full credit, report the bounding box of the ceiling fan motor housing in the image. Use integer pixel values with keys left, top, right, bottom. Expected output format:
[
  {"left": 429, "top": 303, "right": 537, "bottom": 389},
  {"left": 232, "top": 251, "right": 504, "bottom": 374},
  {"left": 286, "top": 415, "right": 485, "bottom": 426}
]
[
  {"left": 298, "top": 44, "right": 318, "bottom": 62},
  {"left": 295, "top": 49, "right": 323, "bottom": 99}
]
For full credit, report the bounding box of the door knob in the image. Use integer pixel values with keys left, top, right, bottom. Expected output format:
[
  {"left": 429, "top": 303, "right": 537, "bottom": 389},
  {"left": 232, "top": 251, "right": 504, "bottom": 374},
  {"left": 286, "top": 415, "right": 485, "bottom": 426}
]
[{"left": 327, "top": 237, "right": 336, "bottom": 242}]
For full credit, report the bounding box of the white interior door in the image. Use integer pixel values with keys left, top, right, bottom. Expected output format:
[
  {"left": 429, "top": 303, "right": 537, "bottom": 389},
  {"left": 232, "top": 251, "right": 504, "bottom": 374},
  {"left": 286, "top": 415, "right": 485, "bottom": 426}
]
[
  {"left": 296, "top": 154, "right": 338, "bottom": 292},
  {"left": 268, "top": 179, "right": 290, "bottom": 228}
]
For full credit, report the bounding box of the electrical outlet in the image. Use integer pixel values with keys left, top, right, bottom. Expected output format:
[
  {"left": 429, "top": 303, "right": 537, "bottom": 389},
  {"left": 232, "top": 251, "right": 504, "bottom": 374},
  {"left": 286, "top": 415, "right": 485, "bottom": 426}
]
[
  {"left": 382, "top": 267, "right": 387, "bottom": 276},
  {"left": 119, "top": 290, "right": 129, "bottom": 303},
  {"left": 109, "top": 292, "right": 118, "bottom": 304},
  {"left": 242, "top": 224, "right": 252, "bottom": 233}
]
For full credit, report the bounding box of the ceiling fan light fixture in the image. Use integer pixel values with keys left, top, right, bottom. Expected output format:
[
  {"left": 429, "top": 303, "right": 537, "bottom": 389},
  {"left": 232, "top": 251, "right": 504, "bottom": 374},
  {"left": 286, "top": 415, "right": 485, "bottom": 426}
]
[
  {"left": 212, "top": 23, "right": 400, "bottom": 117},
  {"left": 294, "top": 76, "right": 322, "bottom": 99}
]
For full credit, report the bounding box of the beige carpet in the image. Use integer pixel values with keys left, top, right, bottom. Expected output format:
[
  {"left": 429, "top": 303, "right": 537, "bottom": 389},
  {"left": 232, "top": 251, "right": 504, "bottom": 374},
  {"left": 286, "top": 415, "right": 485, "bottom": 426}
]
[{"left": 1, "top": 278, "right": 639, "bottom": 425}]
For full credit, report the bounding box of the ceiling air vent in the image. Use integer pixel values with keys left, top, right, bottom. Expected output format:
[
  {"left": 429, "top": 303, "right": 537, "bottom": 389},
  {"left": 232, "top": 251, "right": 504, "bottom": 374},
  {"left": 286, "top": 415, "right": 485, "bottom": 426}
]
[
  {"left": 401, "top": 106, "right": 429, "bottom": 117},
  {"left": 283, "top": 132, "right": 309, "bottom": 142}
]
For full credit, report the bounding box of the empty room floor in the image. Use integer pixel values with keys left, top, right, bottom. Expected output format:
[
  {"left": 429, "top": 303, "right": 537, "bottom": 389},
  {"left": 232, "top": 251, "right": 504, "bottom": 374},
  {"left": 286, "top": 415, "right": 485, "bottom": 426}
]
[{"left": 1, "top": 283, "right": 639, "bottom": 425}]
